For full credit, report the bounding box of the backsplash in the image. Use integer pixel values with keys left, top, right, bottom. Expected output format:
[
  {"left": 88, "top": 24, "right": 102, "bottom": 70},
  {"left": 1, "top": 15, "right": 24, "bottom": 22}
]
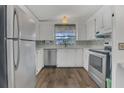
[
  {"left": 36, "top": 40, "right": 108, "bottom": 49},
  {"left": 87, "top": 38, "right": 112, "bottom": 49},
  {"left": 87, "top": 40, "right": 105, "bottom": 49}
]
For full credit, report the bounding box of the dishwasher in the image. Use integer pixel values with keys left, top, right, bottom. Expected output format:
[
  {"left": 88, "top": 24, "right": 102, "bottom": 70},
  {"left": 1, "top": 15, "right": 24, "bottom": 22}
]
[{"left": 44, "top": 49, "right": 57, "bottom": 67}]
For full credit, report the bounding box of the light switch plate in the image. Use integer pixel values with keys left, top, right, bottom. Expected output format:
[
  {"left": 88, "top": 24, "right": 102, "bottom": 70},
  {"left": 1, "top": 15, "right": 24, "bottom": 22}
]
[{"left": 119, "top": 43, "right": 124, "bottom": 50}]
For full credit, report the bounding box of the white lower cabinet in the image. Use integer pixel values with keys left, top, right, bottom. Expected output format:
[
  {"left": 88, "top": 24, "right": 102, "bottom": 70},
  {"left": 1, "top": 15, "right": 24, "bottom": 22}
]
[
  {"left": 57, "top": 49, "right": 83, "bottom": 67},
  {"left": 83, "top": 48, "right": 90, "bottom": 71},
  {"left": 36, "top": 49, "right": 44, "bottom": 75}
]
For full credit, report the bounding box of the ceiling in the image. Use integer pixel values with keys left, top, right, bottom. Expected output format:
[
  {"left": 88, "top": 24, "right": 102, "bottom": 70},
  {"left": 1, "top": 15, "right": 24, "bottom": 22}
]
[{"left": 26, "top": 5, "right": 102, "bottom": 21}]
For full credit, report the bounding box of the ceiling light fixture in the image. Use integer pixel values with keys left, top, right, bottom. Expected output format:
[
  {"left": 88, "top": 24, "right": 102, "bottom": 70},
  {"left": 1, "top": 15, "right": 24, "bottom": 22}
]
[{"left": 62, "top": 16, "right": 68, "bottom": 24}]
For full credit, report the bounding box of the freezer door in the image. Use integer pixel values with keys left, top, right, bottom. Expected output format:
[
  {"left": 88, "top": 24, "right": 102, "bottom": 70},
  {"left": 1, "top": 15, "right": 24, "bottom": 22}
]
[
  {"left": 16, "top": 6, "right": 36, "bottom": 40},
  {"left": 7, "top": 6, "right": 37, "bottom": 40},
  {"left": 7, "top": 5, "right": 19, "bottom": 39},
  {"left": 14, "top": 40, "right": 36, "bottom": 88},
  {"left": 13, "top": 8, "right": 20, "bottom": 39},
  {"left": 7, "top": 5, "right": 14, "bottom": 38}
]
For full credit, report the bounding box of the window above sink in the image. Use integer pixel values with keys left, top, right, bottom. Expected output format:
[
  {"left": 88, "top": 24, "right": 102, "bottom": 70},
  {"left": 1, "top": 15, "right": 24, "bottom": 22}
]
[{"left": 55, "top": 24, "right": 76, "bottom": 45}]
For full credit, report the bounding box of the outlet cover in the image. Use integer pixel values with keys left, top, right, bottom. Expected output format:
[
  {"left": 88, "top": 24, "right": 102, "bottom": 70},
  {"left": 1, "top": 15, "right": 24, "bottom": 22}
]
[{"left": 119, "top": 43, "right": 124, "bottom": 50}]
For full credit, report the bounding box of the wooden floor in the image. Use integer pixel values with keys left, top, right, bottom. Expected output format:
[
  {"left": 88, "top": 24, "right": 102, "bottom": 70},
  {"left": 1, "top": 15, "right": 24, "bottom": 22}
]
[{"left": 36, "top": 67, "right": 98, "bottom": 88}]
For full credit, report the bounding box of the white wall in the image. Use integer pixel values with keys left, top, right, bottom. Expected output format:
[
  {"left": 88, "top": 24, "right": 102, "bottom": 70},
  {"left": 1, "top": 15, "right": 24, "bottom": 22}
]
[
  {"left": 116, "top": 64, "right": 124, "bottom": 88},
  {"left": 112, "top": 6, "right": 124, "bottom": 64},
  {"left": 112, "top": 6, "right": 124, "bottom": 87}
]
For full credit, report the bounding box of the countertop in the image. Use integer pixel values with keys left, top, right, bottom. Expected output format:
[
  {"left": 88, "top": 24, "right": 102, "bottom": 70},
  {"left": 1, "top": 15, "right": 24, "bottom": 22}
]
[
  {"left": 37, "top": 45, "right": 85, "bottom": 49},
  {"left": 43, "top": 47, "right": 83, "bottom": 49}
]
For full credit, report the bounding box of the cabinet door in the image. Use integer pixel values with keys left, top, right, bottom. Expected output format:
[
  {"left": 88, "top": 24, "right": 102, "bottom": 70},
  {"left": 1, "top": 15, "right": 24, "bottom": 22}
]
[
  {"left": 96, "top": 11, "right": 103, "bottom": 33},
  {"left": 83, "top": 49, "right": 89, "bottom": 71},
  {"left": 96, "top": 6, "right": 112, "bottom": 34},
  {"left": 86, "top": 19, "right": 96, "bottom": 40},
  {"left": 39, "top": 22, "right": 54, "bottom": 40},
  {"left": 57, "top": 49, "right": 83, "bottom": 67},
  {"left": 86, "top": 21, "right": 90, "bottom": 40},
  {"left": 36, "top": 49, "right": 44, "bottom": 75},
  {"left": 77, "top": 21, "right": 87, "bottom": 40},
  {"left": 102, "top": 6, "right": 112, "bottom": 33},
  {"left": 35, "top": 22, "right": 40, "bottom": 40}
]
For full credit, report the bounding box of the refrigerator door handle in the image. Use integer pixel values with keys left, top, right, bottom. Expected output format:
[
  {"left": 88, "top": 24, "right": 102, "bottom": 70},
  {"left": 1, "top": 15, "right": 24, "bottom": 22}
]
[{"left": 13, "top": 9, "right": 20, "bottom": 70}]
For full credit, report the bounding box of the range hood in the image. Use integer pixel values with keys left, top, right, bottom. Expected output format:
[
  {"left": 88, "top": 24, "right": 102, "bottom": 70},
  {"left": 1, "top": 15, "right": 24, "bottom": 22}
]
[{"left": 95, "top": 31, "right": 112, "bottom": 38}]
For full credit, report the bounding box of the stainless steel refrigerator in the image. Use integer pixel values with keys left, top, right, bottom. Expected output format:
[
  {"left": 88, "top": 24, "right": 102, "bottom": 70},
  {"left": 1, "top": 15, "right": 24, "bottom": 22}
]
[{"left": 0, "top": 5, "right": 37, "bottom": 88}]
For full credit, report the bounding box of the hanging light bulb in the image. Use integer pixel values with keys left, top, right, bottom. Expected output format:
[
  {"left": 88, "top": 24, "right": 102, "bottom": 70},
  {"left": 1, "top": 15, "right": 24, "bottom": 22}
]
[{"left": 62, "top": 16, "right": 68, "bottom": 24}]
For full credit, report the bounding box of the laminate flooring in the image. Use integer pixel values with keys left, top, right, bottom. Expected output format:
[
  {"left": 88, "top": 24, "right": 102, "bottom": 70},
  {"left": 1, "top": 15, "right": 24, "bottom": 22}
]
[{"left": 36, "top": 67, "right": 98, "bottom": 88}]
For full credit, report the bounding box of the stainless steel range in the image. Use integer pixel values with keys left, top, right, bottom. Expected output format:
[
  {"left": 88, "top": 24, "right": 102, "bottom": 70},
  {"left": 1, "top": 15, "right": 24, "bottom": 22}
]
[{"left": 88, "top": 46, "right": 112, "bottom": 88}]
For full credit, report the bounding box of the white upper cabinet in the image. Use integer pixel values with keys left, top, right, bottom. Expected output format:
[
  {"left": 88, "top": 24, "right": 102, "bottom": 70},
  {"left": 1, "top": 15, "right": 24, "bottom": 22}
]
[
  {"left": 85, "top": 6, "right": 113, "bottom": 40},
  {"left": 86, "top": 17, "right": 96, "bottom": 40},
  {"left": 95, "top": 6, "right": 113, "bottom": 34},
  {"left": 39, "top": 21, "right": 54, "bottom": 40},
  {"left": 102, "top": 6, "right": 112, "bottom": 32},
  {"left": 76, "top": 22, "right": 87, "bottom": 40},
  {"left": 95, "top": 10, "right": 103, "bottom": 33},
  {"left": 35, "top": 22, "right": 40, "bottom": 40}
]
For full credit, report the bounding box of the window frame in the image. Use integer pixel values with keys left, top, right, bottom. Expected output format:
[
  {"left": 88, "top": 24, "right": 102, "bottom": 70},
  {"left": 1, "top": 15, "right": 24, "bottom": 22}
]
[{"left": 55, "top": 24, "right": 76, "bottom": 45}]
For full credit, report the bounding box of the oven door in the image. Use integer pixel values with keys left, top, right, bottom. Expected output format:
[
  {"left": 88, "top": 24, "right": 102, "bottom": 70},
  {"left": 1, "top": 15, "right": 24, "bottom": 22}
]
[{"left": 89, "top": 51, "right": 107, "bottom": 81}]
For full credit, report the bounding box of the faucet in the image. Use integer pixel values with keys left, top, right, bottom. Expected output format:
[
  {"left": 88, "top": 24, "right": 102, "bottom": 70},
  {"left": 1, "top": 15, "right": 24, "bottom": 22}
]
[{"left": 63, "top": 39, "right": 68, "bottom": 47}]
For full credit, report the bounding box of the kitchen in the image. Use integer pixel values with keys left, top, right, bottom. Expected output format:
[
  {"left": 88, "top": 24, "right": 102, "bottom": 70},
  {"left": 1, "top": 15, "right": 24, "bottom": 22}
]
[
  {"left": 0, "top": 5, "right": 124, "bottom": 88},
  {"left": 34, "top": 5, "right": 112, "bottom": 88}
]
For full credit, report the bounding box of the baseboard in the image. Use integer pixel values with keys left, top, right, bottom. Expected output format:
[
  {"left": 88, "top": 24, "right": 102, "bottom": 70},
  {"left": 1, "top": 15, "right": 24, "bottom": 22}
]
[{"left": 44, "top": 65, "right": 56, "bottom": 68}]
